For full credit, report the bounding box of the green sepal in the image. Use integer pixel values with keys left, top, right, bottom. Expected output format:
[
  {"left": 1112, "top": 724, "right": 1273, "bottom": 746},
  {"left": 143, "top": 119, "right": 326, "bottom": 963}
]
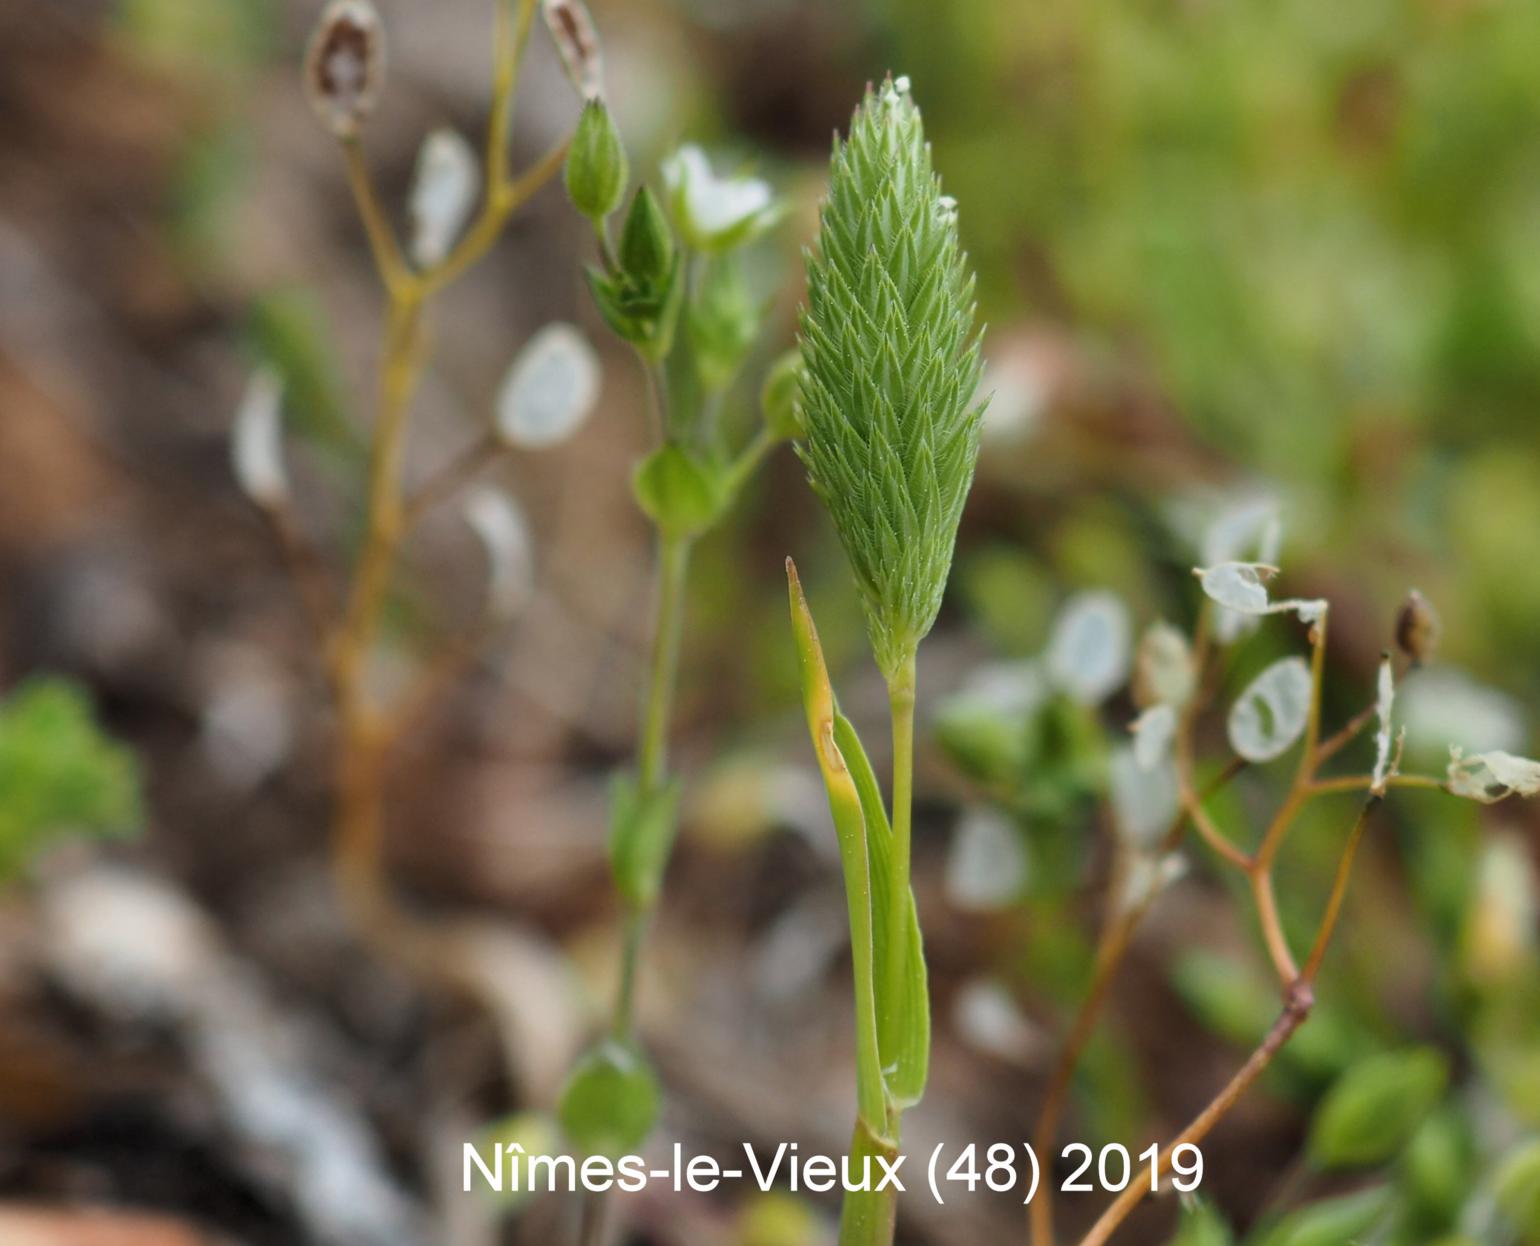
[
  {"left": 632, "top": 443, "right": 725, "bottom": 539},
  {"left": 607, "top": 773, "right": 683, "bottom": 910},
  {"left": 618, "top": 186, "right": 674, "bottom": 283},
  {"left": 584, "top": 254, "right": 682, "bottom": 362},
  {"left": 557, "top": 1039, "right": 660, "bottom": 1157}
]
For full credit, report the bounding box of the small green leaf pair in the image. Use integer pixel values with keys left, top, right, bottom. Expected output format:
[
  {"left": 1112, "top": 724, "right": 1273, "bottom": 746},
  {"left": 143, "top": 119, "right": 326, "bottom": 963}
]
[
  {"left": 787, "top": 560, "right": 929, "bottom": 1140},
  {"left": 632, "top": 444, "right": 725, "bottom": 541},
  {"left": 608, "top": 772, "right": 682, "bottom": 909},
  {"left": 558, "top": 1038, "right": 660, "bottom": 1157}
]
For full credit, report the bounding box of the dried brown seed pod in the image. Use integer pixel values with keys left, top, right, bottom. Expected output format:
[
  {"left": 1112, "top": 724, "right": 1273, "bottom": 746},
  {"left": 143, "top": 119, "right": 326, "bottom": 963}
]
[
  {"left": 542, "top": 0, "right": 603, "bottom": 100},
  {"left": 304, "top": 0, "right": 386, "bottom": 139},
  {"left": 1395, "top": 589, "right": 1440, "bottom": 667}
]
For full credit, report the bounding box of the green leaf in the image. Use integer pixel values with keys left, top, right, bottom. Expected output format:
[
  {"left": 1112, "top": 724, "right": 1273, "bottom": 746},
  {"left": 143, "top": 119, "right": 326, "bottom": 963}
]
[
  {"left": 1495, "top": 1138, "right": 1540, "bottom": 1241},
  {"left": 245, "top": 287, "right": 354, "bottom": 454},
  {"left": 557, "top": 1040, "right": 660, "bottom": 1157},
  {"left": 1170, "top": 1199, "right": 1233, "bottom": 1246},
  {"left": 632, "top": 444, "right": 724, "bottom": 538},
  {"left": 0, "top": 677, "right": 143, "bottom": 878},
  {"left": 1399, "top": 1108, "right": 1469, "bottom": 1226},
  {"left": 1255, "top": 1187, "right": 1390, "bottom": 1246},
  {"left": 607, "top": 774, "right": 682, "bottom": 910},
  {"left": 787, "top": 561, "right": 887, "bottom": 1139},
  {"left": 833, "top": 712, "right": 929, "bottom": 1110},
  {"left": 1308, "top": 1048, "right": 1449, "bottom": 1169}
]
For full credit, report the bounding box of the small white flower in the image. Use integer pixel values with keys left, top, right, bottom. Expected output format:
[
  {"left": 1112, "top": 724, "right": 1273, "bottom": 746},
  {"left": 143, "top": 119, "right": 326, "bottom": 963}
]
[{"left": 661, "top": 144, "right": 778, "bottom": 252}]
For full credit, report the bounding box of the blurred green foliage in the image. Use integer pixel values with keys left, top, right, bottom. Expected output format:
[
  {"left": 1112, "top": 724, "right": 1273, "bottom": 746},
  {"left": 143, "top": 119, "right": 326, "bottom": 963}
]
[{"left": 0, "top": 678, "right": 143, "bottom": 877}]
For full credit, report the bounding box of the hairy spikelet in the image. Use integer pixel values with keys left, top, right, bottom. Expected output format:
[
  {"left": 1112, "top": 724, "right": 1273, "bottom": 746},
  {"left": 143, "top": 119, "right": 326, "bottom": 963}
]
[{"left": 798, "top": 76, "right": 985, "bottom": 679}]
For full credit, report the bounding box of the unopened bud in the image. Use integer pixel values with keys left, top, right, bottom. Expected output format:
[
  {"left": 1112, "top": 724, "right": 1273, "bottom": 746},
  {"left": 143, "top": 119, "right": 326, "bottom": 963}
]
[
  {"left": 618, "top": 187, "right": 674, "bottom": 284},
  {"left": 304, "top": 0, "right": 386, "bottom": 139},
  {"left": 542, "top": 0, "right": 604, "bottom": 100},
  {"left": 565, "top": 99, "right": 627, "bottom": 223},
  {"left": 1395, "top": 589, "right": 1440, "bottom": 667}
]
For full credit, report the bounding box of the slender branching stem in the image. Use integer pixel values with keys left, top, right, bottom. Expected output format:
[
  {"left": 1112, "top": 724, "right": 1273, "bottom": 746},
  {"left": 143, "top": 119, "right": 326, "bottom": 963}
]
[
  {"left": 320, "top": 0, "right": 573, "bottom": 1008},
  {"left": 341, "top": 138, "right": 411, "bottom": 298},
  {"left": 1065, "top": 608, "right": 1439, "bottom": 1245},
  {"left": 1311, "top": 772, "right": 1443, "bottom": 796},
  {"left": 1030, "top": 901, "right": 1141, "bottom": 1246},
  {"left": 1076, "top": 982, "right": 1316, "bottom": 1246},
  {"left": 1300, "top": 795, "right": 1380, "bottom": 984},
  {"left": 1030, "top": 757, "right": 1246, "bottom": 1246},
  {"left": 404, "top": 432, "right": 505, "bottom": 527},
  {"left": 421, "top": 137, "right": 571, "bottom": 297}
]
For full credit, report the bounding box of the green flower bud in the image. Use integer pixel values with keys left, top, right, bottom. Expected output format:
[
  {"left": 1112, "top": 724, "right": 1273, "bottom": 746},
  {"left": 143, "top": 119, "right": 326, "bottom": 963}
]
[
  {"left": 565, "top": 99, "right": 627, "bottom": 223},
  {"left": 618, "top": 186, "right": 674, "bottom": 284},
  {"left": 759, "top": 350, "right": 805, "bottom": 441},
  {"left": 798, "top": 75, "right": 985, "bottom": 679},
  {"left": 687, "top": 256, "right": 761, "bottom": 393},
  {"left": 585, "top": 189, "right": 682, "bottom": 361}
]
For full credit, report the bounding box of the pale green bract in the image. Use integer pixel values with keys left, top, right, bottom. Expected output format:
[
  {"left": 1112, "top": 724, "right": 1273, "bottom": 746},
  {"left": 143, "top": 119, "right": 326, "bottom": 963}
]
[{"left": 798, "top": 76, "right": 985, "bottom": 678}]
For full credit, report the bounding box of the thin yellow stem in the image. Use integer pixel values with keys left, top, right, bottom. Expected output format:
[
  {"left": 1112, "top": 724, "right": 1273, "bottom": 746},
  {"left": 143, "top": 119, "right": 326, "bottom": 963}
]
[
  {"left": 1030, "top": 900, "right": 1141, "bottom": 1246},
  {"left": 1310, "top": 772, "right": 1443, "bottom": 796},
  {"left": 1293, "top": 610, "right": 1329, "bottom": 790},
  {"left": 421, "top": 137, "right": 571, "bottom": 297},
  {"left": 341, "top": 138, "right": 411, "bottom": 297},
  {"left": 1313, "top": 700, "right": 1377, "bottom": 768},
  {"left": 1250, "top": 867, "right": 1300, "bottom": 985}
]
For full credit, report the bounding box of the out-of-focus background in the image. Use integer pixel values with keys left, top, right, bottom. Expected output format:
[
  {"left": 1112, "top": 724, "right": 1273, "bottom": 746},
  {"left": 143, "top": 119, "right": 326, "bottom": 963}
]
[{"left": 1, "top": 1, "right": 1538, "bottom": 1243}]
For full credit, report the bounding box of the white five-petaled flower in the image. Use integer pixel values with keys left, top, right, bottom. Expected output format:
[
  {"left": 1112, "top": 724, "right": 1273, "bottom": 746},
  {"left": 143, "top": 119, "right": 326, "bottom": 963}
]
[{"left": 660, "top": 145, "right": 778, "bottom": 252}]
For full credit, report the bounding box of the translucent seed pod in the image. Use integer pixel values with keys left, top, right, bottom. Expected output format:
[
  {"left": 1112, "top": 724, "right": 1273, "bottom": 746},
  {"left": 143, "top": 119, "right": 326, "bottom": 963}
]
[{"left": 304, "top": 0, "right": 386, "bottom": 139}]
